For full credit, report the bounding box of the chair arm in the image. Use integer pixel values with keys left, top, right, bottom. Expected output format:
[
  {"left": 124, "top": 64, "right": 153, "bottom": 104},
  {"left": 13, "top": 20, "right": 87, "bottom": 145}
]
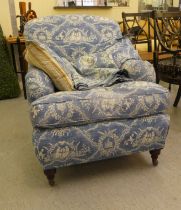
[
  {"left": 122, "top": 59, "right": 156, "bottom": 83},
  {"left": 25, "top": 65, "right": 55, "bottom": 103}
]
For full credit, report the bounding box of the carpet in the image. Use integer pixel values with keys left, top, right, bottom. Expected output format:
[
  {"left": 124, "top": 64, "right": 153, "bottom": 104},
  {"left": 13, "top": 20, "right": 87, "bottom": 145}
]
[{"left": 0, "top": 83, "right": 180, "bottom": 210}]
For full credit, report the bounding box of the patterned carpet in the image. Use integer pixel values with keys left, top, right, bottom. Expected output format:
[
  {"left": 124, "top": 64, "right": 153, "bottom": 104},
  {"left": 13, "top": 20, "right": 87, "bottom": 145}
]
[{"left": 0, "top": 83, "right": 180, "bottom": 210}]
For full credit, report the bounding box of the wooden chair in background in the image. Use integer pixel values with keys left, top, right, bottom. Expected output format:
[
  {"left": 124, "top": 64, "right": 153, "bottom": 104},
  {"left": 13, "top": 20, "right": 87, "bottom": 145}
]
[
  {"left": 153, "top": 10, "right": 181, "bottom": 107},
  {"left": 121, "top": 12, "right": 155, "bottom": 63}
]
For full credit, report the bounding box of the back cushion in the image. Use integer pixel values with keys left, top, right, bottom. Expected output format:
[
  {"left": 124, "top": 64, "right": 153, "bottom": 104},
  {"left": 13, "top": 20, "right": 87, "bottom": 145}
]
[
  {"left": 24, "top": 15, "right": 122, "bottom": 63},
  {"left": 25, "top": 42, "right": 74, "bottom": 91}
]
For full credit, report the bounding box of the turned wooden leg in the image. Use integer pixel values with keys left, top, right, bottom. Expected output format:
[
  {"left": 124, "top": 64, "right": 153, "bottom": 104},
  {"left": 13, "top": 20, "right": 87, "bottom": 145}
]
[
  {"left": 168, "top": 83, "right": 171, "bottom": 91},
  {"left": 44, "top": 168, "right": 56, "bottom": 186},
  {"left": 156, "top": 77, "right": 160, "bottom": 84},
  {"left": 173, "top": 85, "right": 181, "bottom": 107},
  {"left": 150, "top": 149, "right": 162, "bottom": 166}
]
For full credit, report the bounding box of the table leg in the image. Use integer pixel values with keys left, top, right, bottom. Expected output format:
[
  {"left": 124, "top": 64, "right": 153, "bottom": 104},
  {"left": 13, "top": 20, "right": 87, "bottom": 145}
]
[
  {"left": 17, "top": 38, "right": 27, "bottom": 99},
  {"left": 173, "top": 85, "right": 181, "bottom": 107}
]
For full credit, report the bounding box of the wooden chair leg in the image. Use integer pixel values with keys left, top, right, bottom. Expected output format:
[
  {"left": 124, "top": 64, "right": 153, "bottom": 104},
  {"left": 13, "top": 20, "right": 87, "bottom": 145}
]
[
  {"left": 156, "top": 78, "right": 160, "bottom": 84},
  {"left": 168, "top": 83, "right": 171, "bottom": 91},
  {"left": 173, "top": 85, "right": 181, "bottom": 107},
  {"left": 156, "top": 74, "right": 160, "bottom": 84},
  {"left": 150, "top": 149, "right": 162, "bottom": 166},
  {"left": 44, "top": 168, "right": 56, "bottom": 186}
]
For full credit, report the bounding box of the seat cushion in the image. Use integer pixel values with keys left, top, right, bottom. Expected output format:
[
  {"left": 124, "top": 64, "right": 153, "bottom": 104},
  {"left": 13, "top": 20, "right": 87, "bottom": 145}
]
[{"left": 30, "top": 81, "right": 169, "bottom": 128}]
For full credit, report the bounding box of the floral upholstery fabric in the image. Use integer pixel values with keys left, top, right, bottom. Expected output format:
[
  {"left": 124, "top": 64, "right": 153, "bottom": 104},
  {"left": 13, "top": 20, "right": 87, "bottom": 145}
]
[
  {"left": 122, "top": 59, "right": 156, "bottom": 83},
  {"left": 31, "top": 81, "right": 169, "bottom": 128},
  {"left": 24, "top": 15, "right": 155, "bottom": 90},
  {"left": 25, "top": 65, "right": 55, "bottom": 103},
  {"left": 33, "top": 114, "right": 169, "bottom": 170},
  {"left": 24, "top": 15, "right": 123, "bottom": 63},
  {"left": 25, "top": 15, "right": 170, "bottom": 170}
]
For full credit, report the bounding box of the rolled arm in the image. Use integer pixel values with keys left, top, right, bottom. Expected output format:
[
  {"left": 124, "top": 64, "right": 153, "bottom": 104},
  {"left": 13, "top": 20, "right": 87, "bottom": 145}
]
[
  {"left": 122, "top": 60, "right": 156, "bottom": 83},
  {"left": 25, "top": 65, "right": 55, "bottom": 103}
]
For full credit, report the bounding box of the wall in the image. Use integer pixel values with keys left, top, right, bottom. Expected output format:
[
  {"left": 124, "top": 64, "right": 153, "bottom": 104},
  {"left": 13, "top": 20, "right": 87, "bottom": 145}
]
[
  {"left": 0, "top": 0, "right": 12, "bottom": 36},
  {"left": 173, "top": 0, "right": 179, "bottom": 6},
  {"left": 0, "top": 0, "right": 138, "bottom": 35}
]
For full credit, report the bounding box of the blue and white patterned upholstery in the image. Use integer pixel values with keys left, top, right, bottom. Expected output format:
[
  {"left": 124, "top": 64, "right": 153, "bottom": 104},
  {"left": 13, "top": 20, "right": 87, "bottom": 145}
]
[
  {"left": 26, "top": 65, "right": 55, "bottom": 103},
  {"left": 24, "top": 15, "right": 123, "bottom": 63},
  {"left": 25, "top": 15, "right": 170, "bottom": 171},
  {"left": 31, "top": 81, "right": 169, "bottom": 128},
  {"left": 34, "top": 114, "right": 169, "bottom": 170},
  {"left": 25, "top": 15, "right": 156, "bottom": 90}
]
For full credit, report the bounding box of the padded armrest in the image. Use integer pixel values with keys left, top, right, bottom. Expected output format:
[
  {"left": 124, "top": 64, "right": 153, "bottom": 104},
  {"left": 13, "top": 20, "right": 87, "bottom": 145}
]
[
  {"left": 122, "top": 59, "right": 156, "bottom": 83},
  {"left": 25, "top": 65, "right": 55, "bottom": 103}
]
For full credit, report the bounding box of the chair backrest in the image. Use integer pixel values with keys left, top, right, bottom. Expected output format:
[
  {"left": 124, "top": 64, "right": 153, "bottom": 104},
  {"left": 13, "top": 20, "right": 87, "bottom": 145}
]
[
  {"left": 152, "top": 11, "right": 181, "bottom": 55},
  {"left": 168, "top": 7, "right": 179, "bottom": 12},
  {"left": 146, "top": 5, "right": 153, "bottom": 10},
  {"left": 122, "top": 12, "right": 152, "bottom": 52},
  {"left": 24, "top": 15, "right": 122, "bottom": 62}
]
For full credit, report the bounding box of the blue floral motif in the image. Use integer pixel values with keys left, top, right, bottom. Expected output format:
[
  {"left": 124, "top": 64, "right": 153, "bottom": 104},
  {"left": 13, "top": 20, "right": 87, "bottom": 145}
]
[
  {"left": 33, "top": 114, "right": 169, "bottom": 170},
  {"left": 30, "top": 81, "right": 169, "bottom": 128},
  {"left": 25, "top": 65, "right": 55, "bottom": 103},
  {"left": 25, "top": 15, "right": 170, "bottom": 170},
  {"left": 25, "top": 15, "right": 156, "bottom": 90}
]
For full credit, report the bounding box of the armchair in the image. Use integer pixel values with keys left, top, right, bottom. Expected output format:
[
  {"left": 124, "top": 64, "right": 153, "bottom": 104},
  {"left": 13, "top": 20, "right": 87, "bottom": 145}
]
[{"left": 24, "top": 15, "right": 170, "bottom": 186}]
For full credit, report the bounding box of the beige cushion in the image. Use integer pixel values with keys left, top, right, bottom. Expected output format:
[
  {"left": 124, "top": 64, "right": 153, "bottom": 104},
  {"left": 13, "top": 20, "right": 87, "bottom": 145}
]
[{"left": 25, "top": 42, "right": 74, "bottom": 91}]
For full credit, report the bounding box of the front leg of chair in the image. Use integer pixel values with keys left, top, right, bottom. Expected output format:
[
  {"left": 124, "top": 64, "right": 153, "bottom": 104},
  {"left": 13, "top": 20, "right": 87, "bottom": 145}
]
[
  {"left": 173, "top": 85, "right": 181, "bottom": 107},
  {"left": 156, "top": 77, "right": 160, "bottom": 84},
  {"left": 148, "top": 39, "right": 152, "bottom": 52},
  {"left": 168, "top": 83, "right": 171, "bottom": 91},
  {"left": 150, "top": 149, "right": 162, "bottom": 166},
  {"left": 154, "top": 67, "right": 159, "bottom": 84},
  {"left": 44, "top": 168, "right": 57, "bottom": 186}
]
